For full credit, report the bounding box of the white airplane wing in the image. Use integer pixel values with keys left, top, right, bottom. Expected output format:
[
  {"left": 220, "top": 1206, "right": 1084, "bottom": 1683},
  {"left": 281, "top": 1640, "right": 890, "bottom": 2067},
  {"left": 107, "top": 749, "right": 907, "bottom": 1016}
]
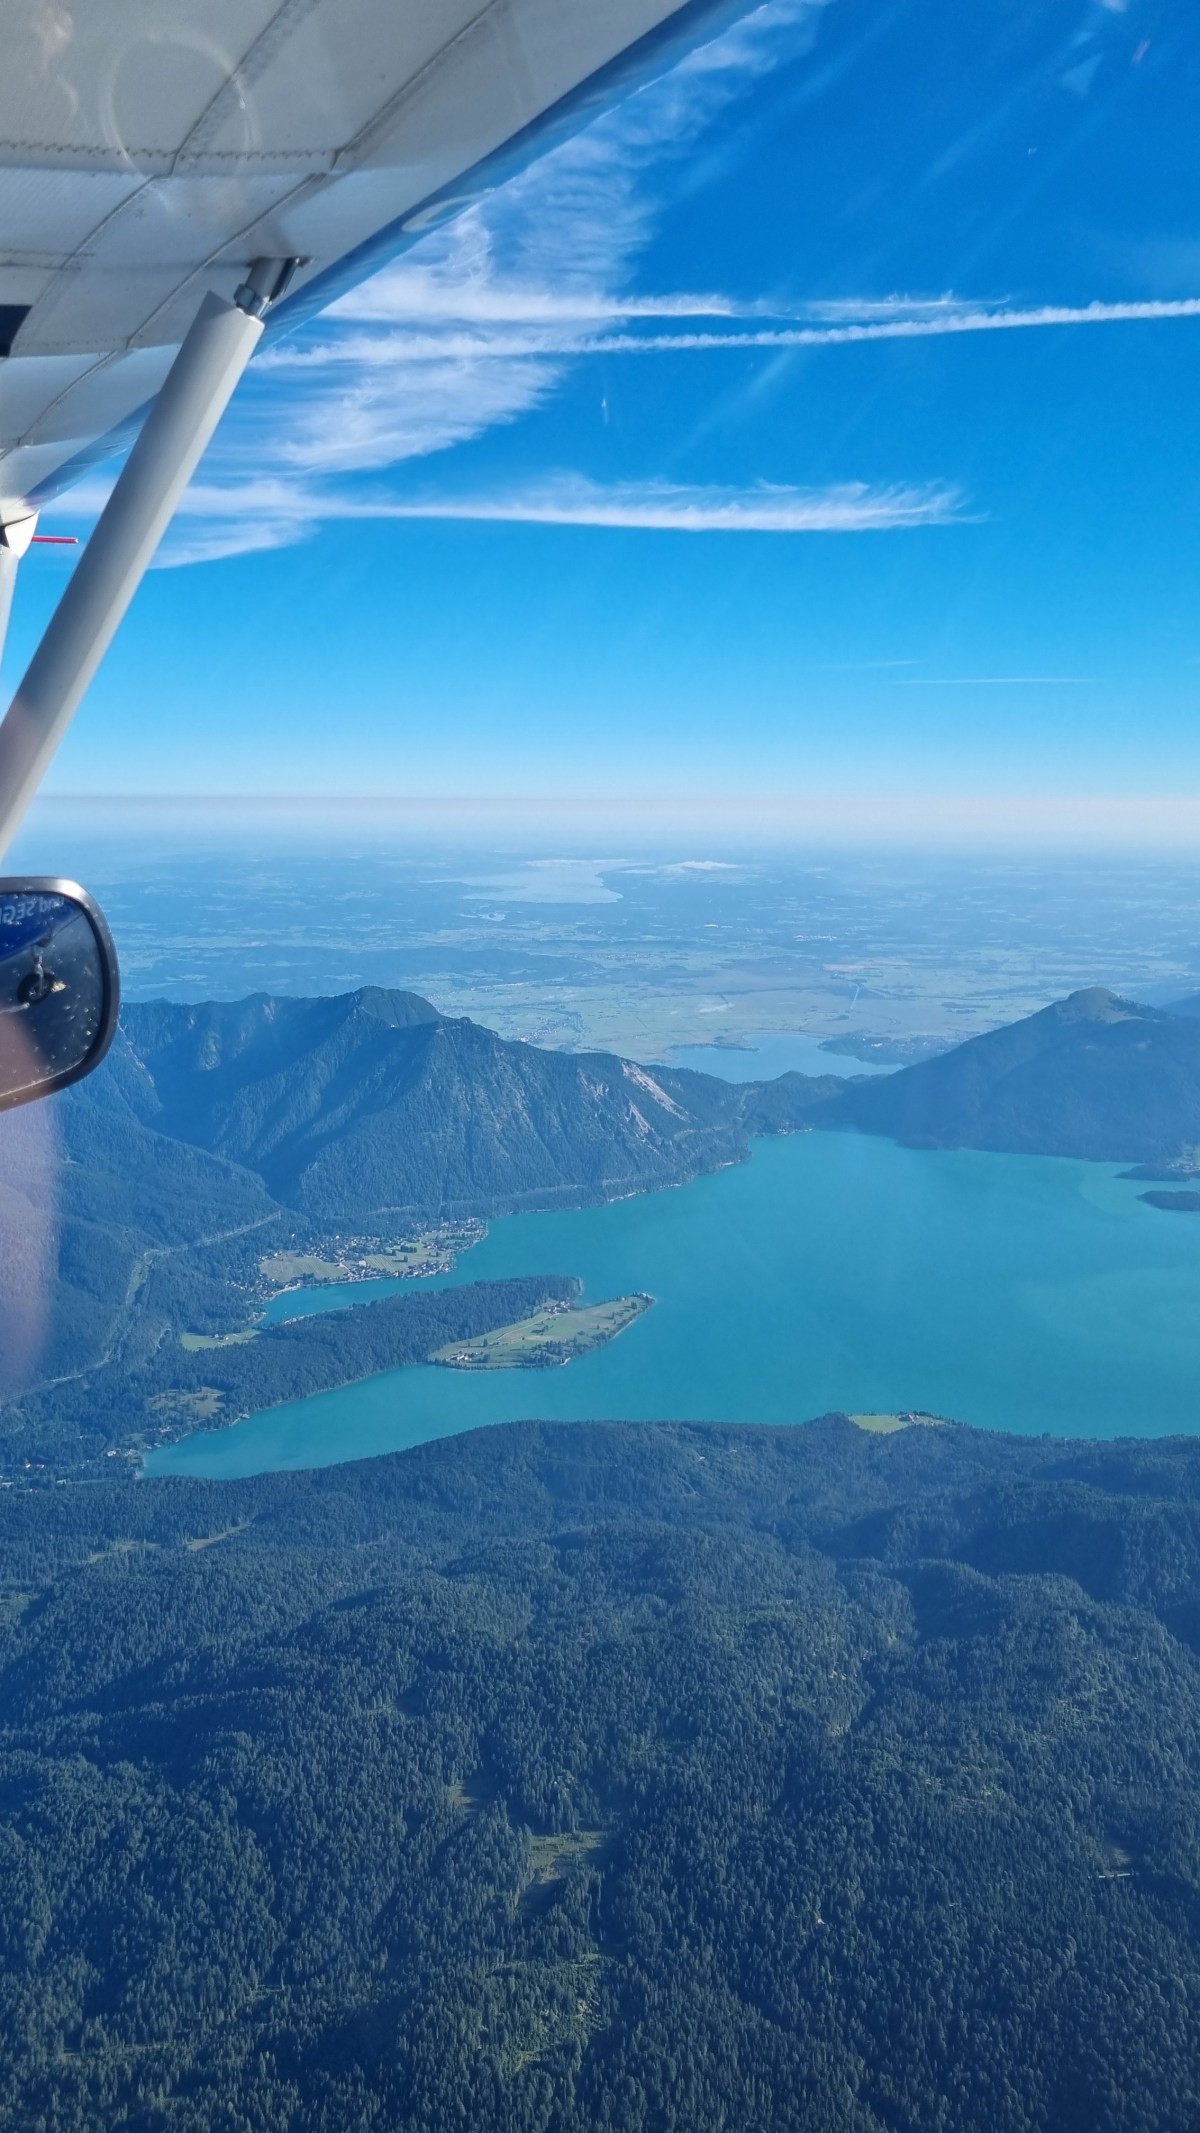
[{"left": 0, "top": 0, "right": 748, "bottom": 521}]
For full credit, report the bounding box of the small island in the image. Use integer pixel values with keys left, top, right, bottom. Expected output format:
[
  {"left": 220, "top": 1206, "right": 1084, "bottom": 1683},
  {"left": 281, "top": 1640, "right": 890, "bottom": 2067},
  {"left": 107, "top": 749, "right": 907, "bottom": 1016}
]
[
  {"left": 431, "top": 1293, "right": 653, "bottom": 1371},
  {"left": 1139, "top": 1190, "right": 1200, "bottom": 1215}
]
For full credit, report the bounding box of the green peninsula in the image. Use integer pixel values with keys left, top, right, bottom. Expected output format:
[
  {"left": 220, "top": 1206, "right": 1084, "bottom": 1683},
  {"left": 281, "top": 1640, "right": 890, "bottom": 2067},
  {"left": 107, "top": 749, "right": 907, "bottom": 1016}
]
[{"left": 432, "top": 1292, "right": 652, "bottom": 1370}]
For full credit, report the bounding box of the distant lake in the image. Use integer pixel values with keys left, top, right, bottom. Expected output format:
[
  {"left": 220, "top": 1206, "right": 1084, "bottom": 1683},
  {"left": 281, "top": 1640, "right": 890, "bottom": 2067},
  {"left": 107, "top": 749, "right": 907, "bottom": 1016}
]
[
  {"left": 661, "top": 1032, "right": 893, "bottom": 1080},
  {"left": 146, "top": 1133, "right": 1200, "bottom": 1479}
]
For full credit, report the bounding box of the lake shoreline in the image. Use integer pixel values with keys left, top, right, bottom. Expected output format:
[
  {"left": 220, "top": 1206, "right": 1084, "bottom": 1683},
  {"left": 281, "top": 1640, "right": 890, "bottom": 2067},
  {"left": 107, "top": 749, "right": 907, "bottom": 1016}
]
[{"left": 145, "top": 1131, "right": 1200, "bottom": 1481}]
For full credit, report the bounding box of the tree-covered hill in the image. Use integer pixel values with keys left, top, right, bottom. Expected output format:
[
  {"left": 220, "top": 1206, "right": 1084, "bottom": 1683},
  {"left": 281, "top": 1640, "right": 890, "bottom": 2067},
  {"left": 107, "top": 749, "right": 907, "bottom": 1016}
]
[
  {"left": 0, "top": 1076, "right": 283, "bottom": 1398},
  {"left": 2, "top": 1415, "right": 1200, "bottom": 2131},
  {"left": 842, "top": 986, "right": 1200, "bottom": 1161}
]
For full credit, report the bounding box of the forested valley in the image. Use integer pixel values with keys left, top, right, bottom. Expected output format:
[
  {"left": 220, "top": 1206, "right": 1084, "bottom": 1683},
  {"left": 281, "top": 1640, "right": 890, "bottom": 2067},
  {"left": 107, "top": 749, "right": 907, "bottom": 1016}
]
[{"left": 2, "top": 1415, "right": 1200, "bottom": 2132}]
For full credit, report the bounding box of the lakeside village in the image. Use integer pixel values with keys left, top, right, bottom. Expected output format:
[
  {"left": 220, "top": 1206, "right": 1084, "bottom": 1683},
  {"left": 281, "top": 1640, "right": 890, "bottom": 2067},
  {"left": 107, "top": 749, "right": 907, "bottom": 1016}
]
[{"left": 257, "top": 1221, "right": 487, "bottom": 1298}]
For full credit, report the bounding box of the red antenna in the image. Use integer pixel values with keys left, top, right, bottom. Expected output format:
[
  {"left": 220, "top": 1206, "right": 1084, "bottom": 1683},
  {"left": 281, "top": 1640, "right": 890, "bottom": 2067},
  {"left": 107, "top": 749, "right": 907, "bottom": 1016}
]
[{"left": 30, "top": 534, "right": 79, "bottom": 546}]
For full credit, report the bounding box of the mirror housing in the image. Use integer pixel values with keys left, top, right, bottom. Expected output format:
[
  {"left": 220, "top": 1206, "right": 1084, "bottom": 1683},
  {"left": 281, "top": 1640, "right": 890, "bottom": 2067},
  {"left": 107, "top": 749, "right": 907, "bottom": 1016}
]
[{"left": 0, "top": 878, "right": 120, "bottom": 1111}]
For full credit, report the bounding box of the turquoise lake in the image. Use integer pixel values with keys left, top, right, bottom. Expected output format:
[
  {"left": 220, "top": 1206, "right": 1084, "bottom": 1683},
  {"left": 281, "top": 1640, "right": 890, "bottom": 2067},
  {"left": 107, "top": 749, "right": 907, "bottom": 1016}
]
[{"left": 145, "top": 1132, "right": 1200, "bottom": 1479}]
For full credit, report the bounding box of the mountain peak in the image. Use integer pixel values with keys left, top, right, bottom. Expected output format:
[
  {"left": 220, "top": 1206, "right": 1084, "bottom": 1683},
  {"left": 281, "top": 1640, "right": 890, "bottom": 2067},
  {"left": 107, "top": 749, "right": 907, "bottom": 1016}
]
[
  {"left": 346, "top": 987, "right": 443, "bottom": 1028},
  {"left": 845, "top": 984, "right": 1200, "bottom": 1162},
  {"left": 1056, "top": 986, "right": 1142, "bottom": 1024},
  {"left": 111, "top": 986, "right": 758, "bottom": 1219}
]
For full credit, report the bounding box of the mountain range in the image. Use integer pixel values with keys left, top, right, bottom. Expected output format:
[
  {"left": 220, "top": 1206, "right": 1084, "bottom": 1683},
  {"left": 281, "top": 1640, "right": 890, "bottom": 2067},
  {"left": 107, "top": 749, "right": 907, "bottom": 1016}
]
[
  {"left": 3, "top": 991, "right": 811, "bottom": 1431},
  {"left": 9, "top": 977, "right": 1195, "bottom": 1437},
  {"left": 102, "top": 987, "right": 814, "bottom": 1219},
  {"left": 70, "top": 981, "right": 1200, "bottom": 1229}
]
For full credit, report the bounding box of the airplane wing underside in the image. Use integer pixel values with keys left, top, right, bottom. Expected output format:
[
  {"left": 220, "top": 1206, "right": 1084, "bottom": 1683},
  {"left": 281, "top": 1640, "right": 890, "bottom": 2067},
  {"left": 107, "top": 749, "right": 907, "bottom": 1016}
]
[{"left": 0, "top": 0, "right": 742, "bottom": 522}]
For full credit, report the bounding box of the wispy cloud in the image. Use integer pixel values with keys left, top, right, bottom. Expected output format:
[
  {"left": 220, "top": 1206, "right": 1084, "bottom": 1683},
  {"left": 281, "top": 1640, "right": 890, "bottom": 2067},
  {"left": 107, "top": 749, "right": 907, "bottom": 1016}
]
[
  {"left": 359, "top": 474, "right": 963, "bottom": 535},
  {"left": 53, "top": 0, "right": 1200, "bottom": 567},
  {"left": 256, "top": 294, "right": 1200, "bottom": 388},
  {"left": 575, "top": 295, "right": 1200, "bottom": 353},
  {"left": 309, "top": 291, "right": 1200, "bottom": 344},
  {"left": 160, "top": 0, "right": 839, "bottom": 518},
  {"left": 140, "top": 473, "right": 962, "bottom": 565},
  {"left": 176, "top": 276, "right": 1200, "bottom": 533},
  {"left": 896, "top": 674, "right": 1090, "bottom": 686},
  {"left": 325, "top": 274, "right": 749, "bottom": 328}
]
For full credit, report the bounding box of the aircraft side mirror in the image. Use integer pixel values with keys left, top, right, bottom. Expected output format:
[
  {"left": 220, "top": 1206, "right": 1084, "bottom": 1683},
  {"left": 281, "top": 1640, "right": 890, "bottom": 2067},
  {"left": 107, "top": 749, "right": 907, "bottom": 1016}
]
[{"left": 0, "top": 879, "right": 120, "bottom": 1111}]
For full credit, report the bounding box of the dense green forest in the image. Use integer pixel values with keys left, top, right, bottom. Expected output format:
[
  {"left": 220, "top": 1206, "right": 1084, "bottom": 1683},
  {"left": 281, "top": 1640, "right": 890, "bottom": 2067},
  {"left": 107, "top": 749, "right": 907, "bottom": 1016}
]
[{"left": 2, "top": 1415, "right": 1200, "bottom": 2130}]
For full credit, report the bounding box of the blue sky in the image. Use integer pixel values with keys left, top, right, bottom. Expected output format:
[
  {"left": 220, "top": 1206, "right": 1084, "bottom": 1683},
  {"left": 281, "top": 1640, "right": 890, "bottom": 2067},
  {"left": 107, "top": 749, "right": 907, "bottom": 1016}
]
[{"left": 11, "top": 0, "right": 1200, "bottom": 840}]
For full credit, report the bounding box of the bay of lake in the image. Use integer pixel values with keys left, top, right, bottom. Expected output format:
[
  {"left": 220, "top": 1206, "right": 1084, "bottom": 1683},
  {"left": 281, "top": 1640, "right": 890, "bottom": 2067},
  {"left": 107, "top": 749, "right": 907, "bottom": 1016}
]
[{"left": 144, "top": 1131, "right": 1200, "bottom": 1479}]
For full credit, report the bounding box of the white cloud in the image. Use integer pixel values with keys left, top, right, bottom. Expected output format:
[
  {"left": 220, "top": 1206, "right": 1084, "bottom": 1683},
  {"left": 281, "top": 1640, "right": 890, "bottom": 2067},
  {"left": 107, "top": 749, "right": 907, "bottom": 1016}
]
[
  {"left": 321, "top": 277, "right": 747, "bottom": 327},
  {"left": 357, "top": 473, "right": 963, "bottom": 535},
  {"left": 47, "top": 0, "right": 1199, "bottom": 567},
  {"left": 205, "top": 283, "right": 1200, "bottom": 514},
  {"left": 587, "top": 294, "right": 1200, "bottom": 351},
  {"left": 187, "top": 0, "right": 837, "bottom": 502},
  {"left": 51, "top": 278, "right": 1199, "bottom": 561},
  {"left": 247, "top": 341, "right": 563, "bottom": 476},
  {"left": 141, "top": 473, "right": 962, "bottom": 566},
  {"left": 256, "top": 293, "right": 1200, "bottom": 376}
]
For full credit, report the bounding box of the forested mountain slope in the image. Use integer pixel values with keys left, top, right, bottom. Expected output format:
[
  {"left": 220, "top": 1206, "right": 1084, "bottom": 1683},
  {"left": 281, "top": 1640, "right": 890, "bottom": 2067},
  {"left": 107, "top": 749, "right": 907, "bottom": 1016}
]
[
  {"left": 843, "top": 986, "right": 1200, "bottom": 1161},
  {"left": 115, "top": 988, "right": 815, "bottom": 1218},
  {"left": 1, "top": 1415, "right": 1199, "bottom": 2132},
  {"left": 108, "top": 982, "right": 1200, "bottom": 1208},
  {"left": 0, "top": 1079, "right": 282, "bottom": 1395}
]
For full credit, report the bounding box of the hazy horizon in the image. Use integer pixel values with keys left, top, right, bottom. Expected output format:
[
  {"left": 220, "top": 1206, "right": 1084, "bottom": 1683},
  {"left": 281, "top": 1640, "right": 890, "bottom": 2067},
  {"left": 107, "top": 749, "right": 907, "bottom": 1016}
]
[{"left": 14, "top": 789, "right": 1200, "bottom": 857}]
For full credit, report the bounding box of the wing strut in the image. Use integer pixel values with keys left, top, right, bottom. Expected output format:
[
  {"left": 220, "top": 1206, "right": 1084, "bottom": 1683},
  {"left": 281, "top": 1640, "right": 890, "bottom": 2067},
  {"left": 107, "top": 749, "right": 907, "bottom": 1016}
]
[
  {"left": 0, "top": 260, "right": 297, "bottom": 860},
  {"left": 0, "top": 514, "right": 39, "bottom": 677},
  {"left": 0, "top": 550, "right": 16, "bottom": 681}
]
